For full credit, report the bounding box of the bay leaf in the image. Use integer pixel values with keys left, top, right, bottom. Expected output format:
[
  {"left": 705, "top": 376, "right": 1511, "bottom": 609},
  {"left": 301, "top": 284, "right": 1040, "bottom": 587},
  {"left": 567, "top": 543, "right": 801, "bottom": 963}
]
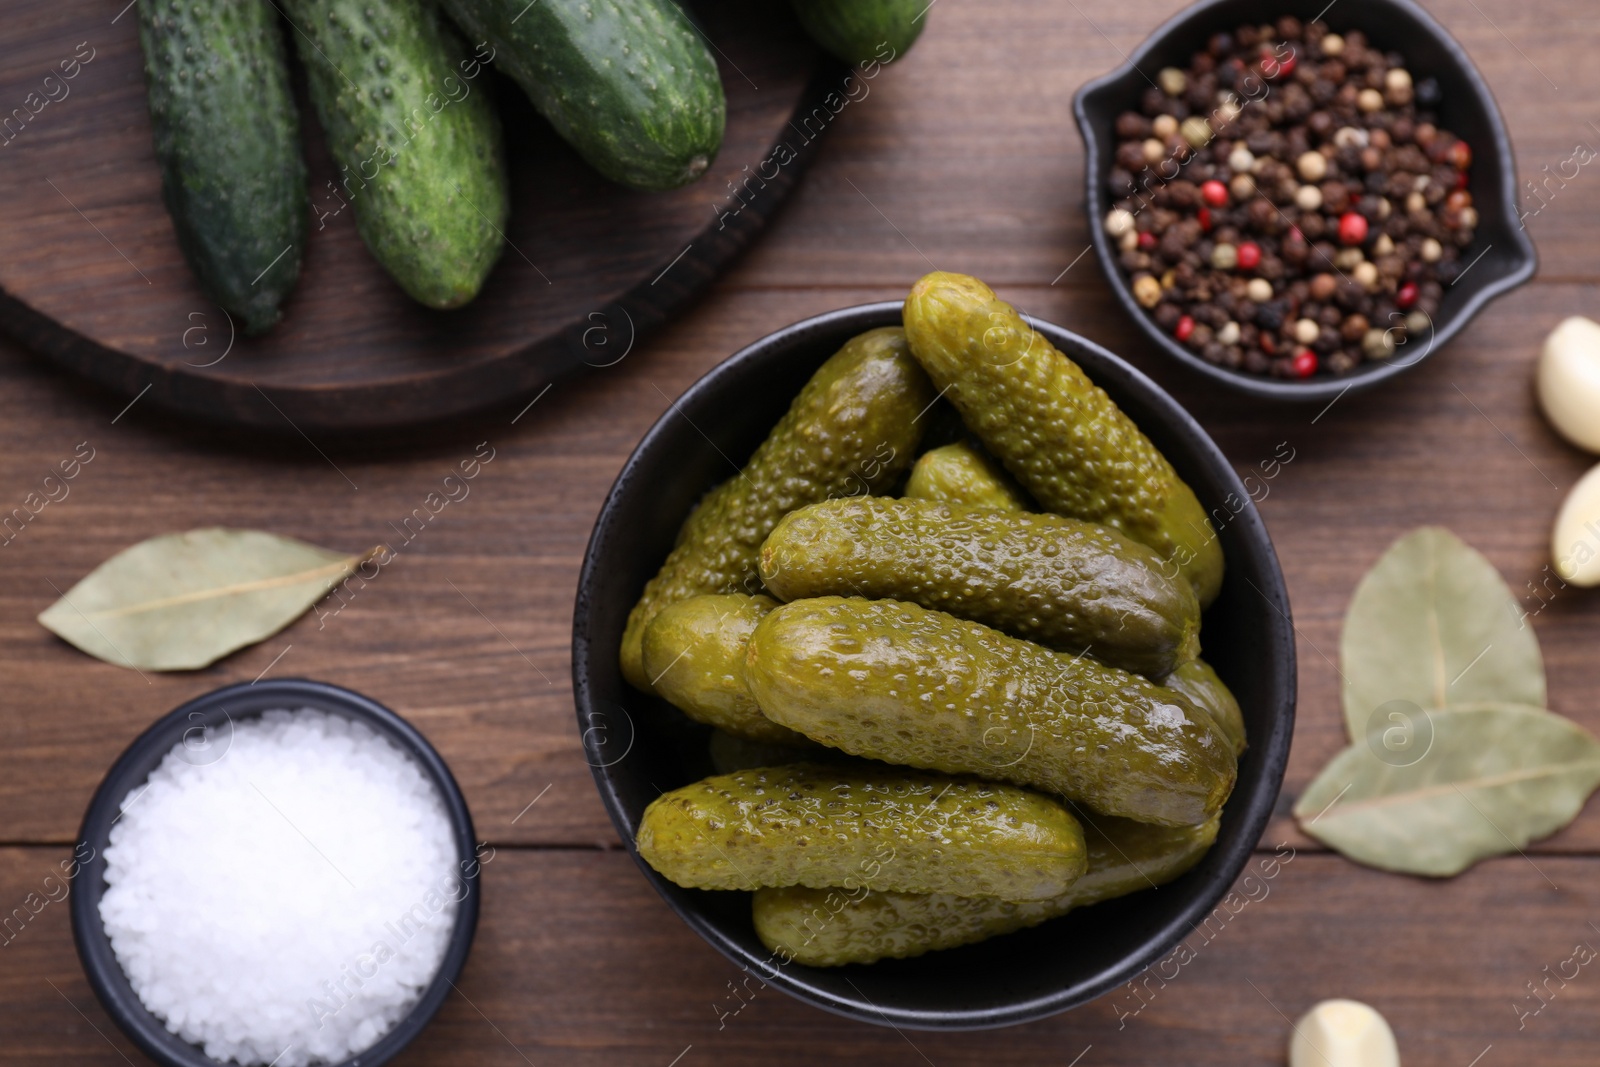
[
  {"left": 1340, "top": 526, "right": 1544, "bottom": 741},
  {"left": 38, "top": 528, "right": 376, "bottom": 670},
  {"left": 1293, "top": 704, "right": 1600, "bottom": 877}
]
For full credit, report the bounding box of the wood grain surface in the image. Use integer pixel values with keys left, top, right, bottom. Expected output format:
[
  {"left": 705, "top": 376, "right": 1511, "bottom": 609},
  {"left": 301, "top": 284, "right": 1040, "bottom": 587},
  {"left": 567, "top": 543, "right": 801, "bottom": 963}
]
[
  {"left": 3, "top": 0, "right": 1600, "bottom": 1061},
  {"left": 0, "top": 0, "right": 841, "bottom": 430}
]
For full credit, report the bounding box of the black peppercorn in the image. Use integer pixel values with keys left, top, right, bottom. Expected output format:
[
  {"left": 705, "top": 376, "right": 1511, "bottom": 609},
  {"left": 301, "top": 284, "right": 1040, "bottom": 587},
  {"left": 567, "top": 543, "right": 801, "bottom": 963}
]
[
  {"left": 1116, "top": 112, "right": 1152, "bottom": 139},
  {"left": 1103, "top": 17, "right": 1479, "bottom": 379}
]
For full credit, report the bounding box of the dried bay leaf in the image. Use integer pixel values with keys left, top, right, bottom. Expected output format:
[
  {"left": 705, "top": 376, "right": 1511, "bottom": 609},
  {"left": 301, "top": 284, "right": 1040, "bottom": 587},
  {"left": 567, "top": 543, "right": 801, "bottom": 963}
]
[
  {"left": 38, "top": 528, "right": 376, "bottom": 670},
  {"left": 1294, "top": 704, "right": 1600, "bottom": 877},
  {"left": 1340, "top": 527, "right": 1544, "bottom": 741}
]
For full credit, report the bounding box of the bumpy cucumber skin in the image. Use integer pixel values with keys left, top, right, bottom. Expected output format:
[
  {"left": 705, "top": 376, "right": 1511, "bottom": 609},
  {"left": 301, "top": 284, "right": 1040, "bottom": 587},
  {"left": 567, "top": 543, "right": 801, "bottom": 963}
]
[
  {"left": 1163, "top": 658, "right": 1247, "bottom": 757},
  {"left": 643, "top": 594, "right": 815, "bottom": 745},
  {"left": 759, "top": 497, "right": 1200, "bottom": 678},
  {"left": 442, "top": 0, "right": 724, "bottom": 190},
  {"left": 636, "top": 764, "right": 1086, "bottom": 899},
  {"left": 789, "top": 0, "right": 927, "bottom": 67},
  {"left": 753, "top": 814, "right": 1219, "bottom": 966},
  {"left": 284, "top": 0, "right": 506, "bottom": 308},
  {"left": 904, "top": 442, "right": 1031, "bottom": 511},
  {"left": 903, "top": 272, "right": 1224, "bottom": 606},
  {"left": 619, "top": 327, "right": 934, "bottom": 690},
  {"left": 138, "top": 0, "right": 305, "bottom": 335},
  {"left": 746, "top": 597, "right": 1235, "bottom": 826}
]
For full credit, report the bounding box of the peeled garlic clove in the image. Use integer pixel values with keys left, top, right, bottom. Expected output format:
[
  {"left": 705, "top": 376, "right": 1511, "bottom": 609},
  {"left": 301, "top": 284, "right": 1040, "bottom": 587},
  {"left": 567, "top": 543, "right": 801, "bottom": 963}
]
[
  {"left": 1552, "top": 462, "right": 1600, "bottom": 586},
  {"left": 1289, "top": 999, "right": 1399, "bottom": 1067},
  {"left": 1537, "top": 316, "right": 1600, "bottom": 453}
]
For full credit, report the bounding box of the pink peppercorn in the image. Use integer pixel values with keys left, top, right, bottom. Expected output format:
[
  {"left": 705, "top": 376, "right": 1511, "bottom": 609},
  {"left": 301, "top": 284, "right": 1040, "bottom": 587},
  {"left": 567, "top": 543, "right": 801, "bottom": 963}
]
[
  {"left": 1174, "top": 315, "right": 1196, "bottom": 342},
  {"left": 1236, "top": 242, "right": 1262, "bottom": 270},
  {"left": 1291, "top": 347, "right": 1318, "bottom": 378},
  {"left": 1201, "top": 180, "right": 1229, "bottom": 207},
  {"left": 1197, "top": 206, "right": 1213, "bottom": 232},
  {"left": 1338, "top": 211, "right": 1369, "bottom": 245},
  {"left": 1138, "top": 231, "right": 1158, "bottom": 251},
  {"left": 1261, "top": 44, "right": 1296, "bottom": 79},
  {"left": 1396, "top": 281, "right": 1419, "bottom": 309}
]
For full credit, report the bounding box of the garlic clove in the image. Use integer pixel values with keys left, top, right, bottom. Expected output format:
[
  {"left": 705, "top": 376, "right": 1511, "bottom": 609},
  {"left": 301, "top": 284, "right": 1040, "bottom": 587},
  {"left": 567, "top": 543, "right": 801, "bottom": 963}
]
[
  {"left": 1537, "top": 316, "right": 1600, "bottom": 453},
  {"left": 1552, "top": 462, "right": 1600, "bottom": 586},
  {"left": 1288, "top": 999, "right": 1400, "bottom": 1067}
]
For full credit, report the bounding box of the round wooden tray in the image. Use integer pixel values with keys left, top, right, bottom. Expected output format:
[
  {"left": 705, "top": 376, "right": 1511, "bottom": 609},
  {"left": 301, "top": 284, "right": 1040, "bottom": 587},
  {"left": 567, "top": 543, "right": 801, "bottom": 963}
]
[{"left": 0, "top": 0, "right": 844, "bottom": 431}]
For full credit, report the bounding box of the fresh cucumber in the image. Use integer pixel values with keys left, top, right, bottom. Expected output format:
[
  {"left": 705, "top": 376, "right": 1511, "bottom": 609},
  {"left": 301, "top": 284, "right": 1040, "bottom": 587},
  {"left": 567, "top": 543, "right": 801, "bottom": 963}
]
[
  {"left": 789, "top": 0, "right": 926, "bottom": 67},
  {"left": 441, "top": 0, "right": 724, "bottom": 190},
  {"left": 137, "top": 0, "right": 306, "bottom": 335},
  {"left": 282, "top": 0, "right": 507, "bottom": 308}
]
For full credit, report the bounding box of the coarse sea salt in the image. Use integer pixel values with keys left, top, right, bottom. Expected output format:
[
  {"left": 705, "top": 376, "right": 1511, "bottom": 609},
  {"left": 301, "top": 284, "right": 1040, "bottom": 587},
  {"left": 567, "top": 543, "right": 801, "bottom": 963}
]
[{"left": 99, "top": 708, "right": 463, "bottom": 1066}]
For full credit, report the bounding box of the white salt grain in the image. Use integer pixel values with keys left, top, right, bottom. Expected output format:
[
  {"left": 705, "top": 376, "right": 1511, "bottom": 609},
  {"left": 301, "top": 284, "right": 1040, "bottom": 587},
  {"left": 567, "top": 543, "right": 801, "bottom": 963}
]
[{"left": 99, "top": 709, "right": 462, "bottom": 1066}]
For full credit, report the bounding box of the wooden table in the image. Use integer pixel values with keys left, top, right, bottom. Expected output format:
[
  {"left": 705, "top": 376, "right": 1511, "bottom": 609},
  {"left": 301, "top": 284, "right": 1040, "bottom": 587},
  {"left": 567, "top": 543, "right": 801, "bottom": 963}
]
[{"left": 3, "top": 0, "right": 1598, "bottom": 1062}]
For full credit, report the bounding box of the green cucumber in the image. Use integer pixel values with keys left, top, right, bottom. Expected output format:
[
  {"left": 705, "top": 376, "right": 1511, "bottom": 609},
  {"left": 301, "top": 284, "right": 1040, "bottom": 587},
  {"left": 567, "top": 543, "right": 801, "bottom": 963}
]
[
  {"left": 643, "top": 593, "right": 815, "bottom": 746},
  {"left": 746, "top": 596, "right": 1236, "bottom": 826},
  {"left": 282, "top": 0, "right": 507, "bottom": 308},
  {"left": 137, "top": 0, "right": 306, "bottom": 336},
  {"left": 789, "top": 0, "right": 926, "bottom": 67},
  {"left": 904, "top": 272, "right": 1225, "bottom": 606},
  {"left": 637, "top": 764, "right": 1087, "bottom": 899},
  {"left": 441, "top": 0, "right": 725, "bottom": 190},
  {"left": 759, "top": 497, "right": 1202, "bottom": 678},
  {"left": 752, "top": 814, "right": 1219, "bottom": 966},
  {"left": 617, "top": 327, "right": 932, "bottom": 691},
  {"left": 904, "top": 441, "right": 1031, "bottom": 511},
  {"left": 1163, "top": 658, "right": 1247, "bottom": 757}
]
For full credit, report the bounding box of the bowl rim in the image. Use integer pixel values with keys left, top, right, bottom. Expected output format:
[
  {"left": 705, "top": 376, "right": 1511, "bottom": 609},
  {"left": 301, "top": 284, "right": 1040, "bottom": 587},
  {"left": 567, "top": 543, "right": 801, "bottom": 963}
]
[
  {"left": 1071, "top": 0, "right": 1537, "bottom": 402},
  {"left": 572, "top": 299, "right": 1297, "bottom": 1029},
  {"left": 68, "top": 677, "right": 482, "bottom": 1067}
]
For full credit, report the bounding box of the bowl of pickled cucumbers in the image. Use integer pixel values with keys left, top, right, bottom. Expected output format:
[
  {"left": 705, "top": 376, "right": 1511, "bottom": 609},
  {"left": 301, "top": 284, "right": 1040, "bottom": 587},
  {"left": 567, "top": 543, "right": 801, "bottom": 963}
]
[{"left": 573, "top": 271, "right": 1295, "bottom": 1029}]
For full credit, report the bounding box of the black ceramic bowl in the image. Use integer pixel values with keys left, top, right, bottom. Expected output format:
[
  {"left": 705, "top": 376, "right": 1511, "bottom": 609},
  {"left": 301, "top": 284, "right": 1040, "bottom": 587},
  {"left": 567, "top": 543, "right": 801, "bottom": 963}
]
[
  {"left": 572, "top": 302, "right": 1296, "bottom": 1029},
  {"left": 1074, "top": 0, "right": 1536, "bottom": 402},
  {"left": 70, "top": 679, "right": 480, "bottom": 1067}
]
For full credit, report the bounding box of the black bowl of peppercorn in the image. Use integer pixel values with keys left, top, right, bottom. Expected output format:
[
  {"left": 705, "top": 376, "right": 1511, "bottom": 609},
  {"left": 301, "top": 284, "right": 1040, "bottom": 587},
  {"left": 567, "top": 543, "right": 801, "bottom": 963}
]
[{"left": 1073, "top": 0, "right": 1536, "bottom": 400}]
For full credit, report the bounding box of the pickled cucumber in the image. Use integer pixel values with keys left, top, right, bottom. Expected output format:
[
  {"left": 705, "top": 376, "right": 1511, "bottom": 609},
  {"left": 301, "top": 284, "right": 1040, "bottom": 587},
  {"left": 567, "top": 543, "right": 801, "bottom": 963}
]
[
  {"left": 746, "top": 597, "right": 1235, "bottom": 826},
  {"left": 759, "top": 497, "right": 1200, "bottom": 678},
  {"left": 643, "top": 594, "right": 814, "bottom": 745},
  {"left": 902, "top": 272, "right": 1224, "bottom": 606},
  {"left": 636, "top": 764, "right": 1087, "bottom": 899},
  {"left": 1163, "top": 658, "right": 1247, "bottom": 757},
  {"left": 753, "top": 813, "right": 1219, "bottom": 966},
  {"left": 619, "top": 328, "right": 934, "bottom": 690},
  {"left": 904, "top": 441, "right": 1031, "bottom": 511}
]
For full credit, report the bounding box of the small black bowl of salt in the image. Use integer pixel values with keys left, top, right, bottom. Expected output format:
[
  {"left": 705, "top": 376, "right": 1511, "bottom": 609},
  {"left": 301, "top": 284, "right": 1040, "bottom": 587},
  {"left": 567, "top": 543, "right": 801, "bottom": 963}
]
[{"left": 70, "top": 678, "right": 481, "bottom": 1067}]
